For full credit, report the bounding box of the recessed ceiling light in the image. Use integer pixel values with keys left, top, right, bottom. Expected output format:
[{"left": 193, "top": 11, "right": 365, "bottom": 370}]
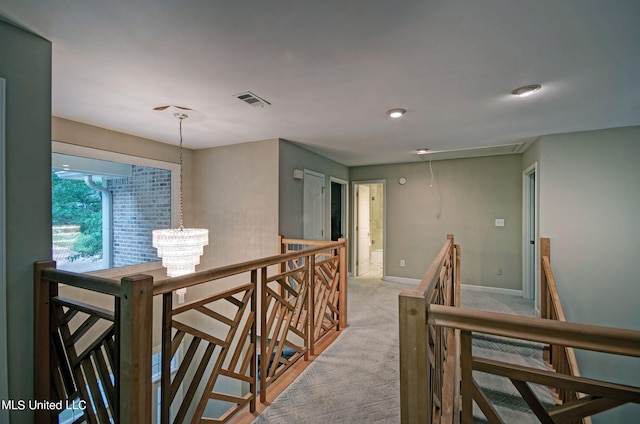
[
  {"left": 416, "top": 148, "right": 430, "bottom": 155},
  {"left": 386, "top": 108, "right": 407, "bottom": 118},
  {"left": 511, "top": 84, "right": 542, "bottom": 97}
]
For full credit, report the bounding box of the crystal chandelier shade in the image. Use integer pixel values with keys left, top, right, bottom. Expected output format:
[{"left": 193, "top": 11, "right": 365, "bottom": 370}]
[{"left": 153, "top": 112, "right": 209, "bottom": 277}]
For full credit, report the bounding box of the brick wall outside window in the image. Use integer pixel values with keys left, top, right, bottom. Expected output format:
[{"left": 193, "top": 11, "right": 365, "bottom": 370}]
[{"left": 108, "top": 165, "right": 171, "bottom": 267}]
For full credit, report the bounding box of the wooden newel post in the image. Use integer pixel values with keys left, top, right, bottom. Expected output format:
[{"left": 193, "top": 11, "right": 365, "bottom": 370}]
[
  {"left": 540, "top": 238, "right": 550, "bottom": 320},
  {"left": 119, "top": 274, "right": 154, "bottom": 423},
  {"left": 399, "top": 289, "right": 430, "bottom": 424}
]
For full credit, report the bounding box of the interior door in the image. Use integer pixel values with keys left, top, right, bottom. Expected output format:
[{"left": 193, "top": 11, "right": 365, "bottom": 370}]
[
  {"left": 303, "top": 170, "right": 325, "bottom": 240},
  {"left": 357, "top": 184, "right": 371, "bottom": 276}
]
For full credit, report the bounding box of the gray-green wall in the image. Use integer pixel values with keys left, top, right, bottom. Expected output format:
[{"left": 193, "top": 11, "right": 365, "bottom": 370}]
[
  {"left": 278, "top": 140, "right": 349, "bottom": 239},
  {"left": 537, "top": 126, "right": 640, "bottom": 423},
  {"left": 0, "top": 20, "right": 52, "bottom": 423},
  {"left": 351, "top": 155, "right": 522, "bottom": 289}
]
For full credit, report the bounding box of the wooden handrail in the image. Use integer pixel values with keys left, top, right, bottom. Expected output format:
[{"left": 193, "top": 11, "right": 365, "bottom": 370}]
[
  {"left": 413, "top": 235, "right": 454, "bottom": 297},
  {"left": 153, "top": 239, "right": 346, "bottom": 295},
  {"left": 540, "top": 237, "right": 589, "bottom": 422},
  {"left": 40, "top": 267, "right": 122, "bottom": 297},
  {"left": 428, "top": 304, "right": 640, "bottom": 358}
]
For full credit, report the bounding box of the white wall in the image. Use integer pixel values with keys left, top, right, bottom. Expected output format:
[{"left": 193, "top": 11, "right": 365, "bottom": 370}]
[{"left": 538, "top": 126, "right": 640, "bottom": 423}]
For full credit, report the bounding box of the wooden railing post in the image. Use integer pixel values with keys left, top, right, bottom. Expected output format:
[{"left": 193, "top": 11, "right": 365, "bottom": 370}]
[
  {"left": 540, "top": 238, "right": 551, "bottom": 363},
  {"left": 455, "top": 244, "right": 461, "bottom": 307},
  {"left": 119, "top": 274, "right": 153, "bottom": 424},
  {"left": 250, "top": 269, "right": 258, "bottom": 413},
  {"left": 260, "top": 266, "right": 268, "bottom": 403},
  {"left": 399, "top": 290, "right": 430, "bottom": 424},
  {"left": 540, "top": 237, "right": 550, "bottom": 320},
  {"left": 338, "top": 237, "right": 348, "bottom": 330},
  {"left": 34, "top": 260, "right": 57, "bottom": 424}
]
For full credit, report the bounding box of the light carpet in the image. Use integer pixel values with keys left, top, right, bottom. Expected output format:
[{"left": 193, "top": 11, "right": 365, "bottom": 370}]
[
  {"left": 252, "top": 276, "right": 410, "bottom": 424},
  {"left": 252, "top": 280, "right": 553, "bottom": 423}
]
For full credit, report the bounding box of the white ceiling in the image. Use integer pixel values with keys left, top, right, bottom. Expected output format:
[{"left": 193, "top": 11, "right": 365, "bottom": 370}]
[{"left": 1, "top": 1, "right": 639, "bottom": 166}]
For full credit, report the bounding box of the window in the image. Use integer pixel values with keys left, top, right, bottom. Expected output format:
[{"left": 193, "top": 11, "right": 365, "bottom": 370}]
[{"left": 52, "top": 142, "right": 180, "bottom": 273}]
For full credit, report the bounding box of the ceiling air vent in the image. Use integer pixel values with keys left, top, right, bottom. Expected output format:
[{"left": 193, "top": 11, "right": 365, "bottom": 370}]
[{"left": 234, "top": 91, "right": 271, "bottom": 107}]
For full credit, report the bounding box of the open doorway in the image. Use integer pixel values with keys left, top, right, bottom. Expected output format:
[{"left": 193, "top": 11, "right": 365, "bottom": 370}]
[
  {"left": 353, "top": 181, "right": 385, "bottom": 278},
  {"left": 330, "top": 177, "right": 348, "bottom": 241},
  {"left": 523, "top": 162, "right": 539, "bottom": 310}
]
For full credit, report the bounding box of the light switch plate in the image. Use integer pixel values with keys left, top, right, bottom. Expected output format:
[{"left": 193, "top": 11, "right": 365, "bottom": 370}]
[{"left": 495, "top": 218, "right": 505, "bottom": 227}]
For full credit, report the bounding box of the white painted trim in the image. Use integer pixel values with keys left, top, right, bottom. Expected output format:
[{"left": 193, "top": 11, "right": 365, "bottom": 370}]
[
  {"left": 0, "top": 77, "right": 9, "bottom": 422},
  {"left": 383, "top": 275, "right": 421, "bottom": 285},
  {"left": 461, "top": 283, "right": 523, "bottom": 297},
  {"left": 522, "top": 162, "right": 539, "bottom": 313}
]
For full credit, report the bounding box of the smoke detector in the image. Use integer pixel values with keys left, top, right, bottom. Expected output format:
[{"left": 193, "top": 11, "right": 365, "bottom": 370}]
[{"left": 234, "top": 91, "right": 271, "bottom": 107}]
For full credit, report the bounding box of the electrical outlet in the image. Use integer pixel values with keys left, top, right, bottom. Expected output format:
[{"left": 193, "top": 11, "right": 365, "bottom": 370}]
[
  {"left": 497, "top": 267, "right": 503, "bottom": 276},
  {"left": 400, "top": 259, "right": 405, "bottom": 267},
  {"left": 495, "top": 218, "right": 505, "bottom": 227}
]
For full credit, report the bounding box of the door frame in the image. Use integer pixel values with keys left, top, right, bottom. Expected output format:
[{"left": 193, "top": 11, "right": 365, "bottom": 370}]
[
  {"left": 329, "top": 176, "right": 348, "bottom": 242},
  {"left": 352, "top": 179, "right": 386, "bottom": 279},
  {"left": 522, "top": 162, "right": 539, "bottom": 310}
]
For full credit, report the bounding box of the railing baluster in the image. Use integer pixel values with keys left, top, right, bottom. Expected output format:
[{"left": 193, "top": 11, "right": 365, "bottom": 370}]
[
  {"left": 34, "top": 260, "right": 57, "bottom": 423},
  {"left": 161, "top": 292, "right": 172, "bottom": 424},
  {"left": 460, "top": 330, "right": 473, "bottom": 424}
]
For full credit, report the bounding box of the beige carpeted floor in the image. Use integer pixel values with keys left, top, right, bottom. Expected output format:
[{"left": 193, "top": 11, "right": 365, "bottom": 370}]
[{"left": 252, "top": 278, "right": 549, "bottom": 424}]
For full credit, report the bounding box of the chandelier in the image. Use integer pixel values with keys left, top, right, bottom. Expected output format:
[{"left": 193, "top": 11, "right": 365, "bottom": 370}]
[{"left": 153, "top": 111, "right": 208, "bottom": 277}]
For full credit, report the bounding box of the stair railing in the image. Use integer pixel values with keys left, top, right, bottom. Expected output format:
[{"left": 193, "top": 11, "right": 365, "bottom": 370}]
[
  {"left": 35, "top": 236, "right": 347, "bottom": 423},
  {"left": 540, "top": 237, "right": 587, "bottom": 416},
  {"left": 432, "top": 304, "right": 640, "bottom": 424},
  {"left": 399, "top": 236, "right": 640, "bottom": 424}
]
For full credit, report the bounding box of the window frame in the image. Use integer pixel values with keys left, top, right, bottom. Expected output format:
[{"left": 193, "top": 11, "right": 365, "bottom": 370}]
[{"left": 52, "top": 141, "right": 180, "bottom": 276}]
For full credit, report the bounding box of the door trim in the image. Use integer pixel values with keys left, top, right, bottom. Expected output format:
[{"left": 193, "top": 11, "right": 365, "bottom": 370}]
[
  {"left": 0, "top": 77, "right": 8, "bottom": 419},
  {"left": 522, "top": 162, "right": 539, "bottom": 310}
]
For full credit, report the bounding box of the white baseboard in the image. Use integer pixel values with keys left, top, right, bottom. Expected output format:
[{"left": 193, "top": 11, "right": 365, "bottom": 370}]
[
  {"left": 461, "top": 284, "right": 522, "bottom": 297},
  {"left": 383, "top": 275, "right": 421, "bottom": 285}
]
